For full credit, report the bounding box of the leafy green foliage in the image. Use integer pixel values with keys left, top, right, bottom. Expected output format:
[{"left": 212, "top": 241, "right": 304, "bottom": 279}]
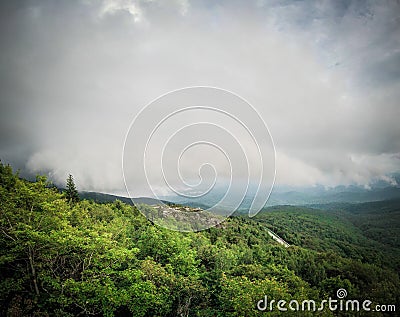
[{"left": 0, "top": 163, "right": 399, "bottom": 316}]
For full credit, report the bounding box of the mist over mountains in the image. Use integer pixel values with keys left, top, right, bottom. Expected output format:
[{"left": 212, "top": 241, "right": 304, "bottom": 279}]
[
  {"left": 78, "top": 173, "right": 400, "bottom": 211},
  {"left": 160, "top": 174, "right": 400, "bottom": 211}
]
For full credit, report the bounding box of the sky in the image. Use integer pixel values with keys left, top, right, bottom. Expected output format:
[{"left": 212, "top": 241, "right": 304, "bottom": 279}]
[{"left": 1, "top": 0, "right": 400, "bottom": 198}]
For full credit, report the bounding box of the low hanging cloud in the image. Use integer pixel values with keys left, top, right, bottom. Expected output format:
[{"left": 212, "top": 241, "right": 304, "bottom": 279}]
[{"left": 0, "top": 0, "right": 399, "bottom": 195}]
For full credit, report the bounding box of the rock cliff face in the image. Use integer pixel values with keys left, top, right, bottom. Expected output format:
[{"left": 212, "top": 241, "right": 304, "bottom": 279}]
[{"left": 141, "top": 204, "right": 225, "bottom": 232}]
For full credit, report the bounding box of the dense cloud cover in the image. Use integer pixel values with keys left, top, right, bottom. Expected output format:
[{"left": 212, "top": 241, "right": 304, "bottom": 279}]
[{"left": 0, "top": 0, "right": 399, "bottom": 195}]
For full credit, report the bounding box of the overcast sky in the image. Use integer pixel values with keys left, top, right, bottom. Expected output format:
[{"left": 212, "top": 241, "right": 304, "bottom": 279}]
[{"left": 1, "top": 0, "right": 400, "bottom": 196}]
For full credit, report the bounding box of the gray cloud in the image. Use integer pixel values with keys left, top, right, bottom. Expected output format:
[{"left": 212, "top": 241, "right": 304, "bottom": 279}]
[{"left": 0, "top": 0, "right": 399, "bottom": 194}]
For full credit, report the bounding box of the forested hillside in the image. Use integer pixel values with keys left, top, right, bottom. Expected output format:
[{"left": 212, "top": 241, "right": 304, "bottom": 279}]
[
  {"left": 252, "top": 205, "right": 400, "bottom": 271},
  {"left": 0, "top": 163, "right": 399, "bottom": 316}
]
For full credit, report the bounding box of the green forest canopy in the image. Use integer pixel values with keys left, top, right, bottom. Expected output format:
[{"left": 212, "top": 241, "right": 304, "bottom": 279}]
[{"left": 0, "top": 162, "right": 399, "bottom": 316}]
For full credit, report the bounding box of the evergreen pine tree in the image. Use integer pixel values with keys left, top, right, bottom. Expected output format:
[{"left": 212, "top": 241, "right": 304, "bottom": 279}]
[{"left": 65, "top": 174, "right": 79, "bottom": 203}]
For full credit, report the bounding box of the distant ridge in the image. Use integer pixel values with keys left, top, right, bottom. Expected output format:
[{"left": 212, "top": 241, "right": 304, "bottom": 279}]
[
  {"left": 79, "top": 185, "right": 400, "bottom": 211},
  {"left": 79, "top": 191, "right": 170, "bottom": 206},
  {"left": 163, "top": 185, "right": 400, "bottom": 211}
]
